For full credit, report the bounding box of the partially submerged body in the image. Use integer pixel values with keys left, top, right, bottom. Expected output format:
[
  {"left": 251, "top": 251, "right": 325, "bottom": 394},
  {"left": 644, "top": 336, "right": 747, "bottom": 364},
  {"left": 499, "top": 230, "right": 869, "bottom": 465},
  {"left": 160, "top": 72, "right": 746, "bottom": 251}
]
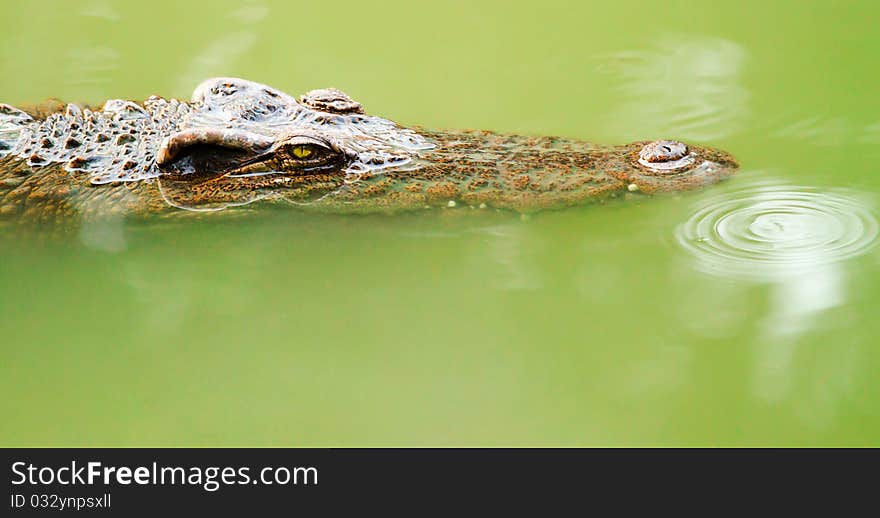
[{"left": 0, "top": 78, "right": 739, "bottom": 223}]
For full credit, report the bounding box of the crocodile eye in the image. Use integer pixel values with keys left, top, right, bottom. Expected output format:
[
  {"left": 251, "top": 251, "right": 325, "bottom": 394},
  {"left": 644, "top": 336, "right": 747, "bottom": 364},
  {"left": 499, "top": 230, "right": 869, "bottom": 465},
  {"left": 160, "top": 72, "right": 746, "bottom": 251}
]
[
  {"left": 276, "top": 138, "right": 338, "bottom": 167},
  {"left": 226, "top": 134, "right": 350, "bottom": 174},
  {"left": 291, "top": 145, "right": 313, "bottom": 159}
]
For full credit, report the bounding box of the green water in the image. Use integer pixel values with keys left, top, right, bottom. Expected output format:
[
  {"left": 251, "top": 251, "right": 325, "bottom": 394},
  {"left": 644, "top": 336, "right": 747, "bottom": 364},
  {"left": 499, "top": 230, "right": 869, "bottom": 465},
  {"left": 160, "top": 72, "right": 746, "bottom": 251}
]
[{"left": 2, "top": 0, "right": 879, "bottom": 446}]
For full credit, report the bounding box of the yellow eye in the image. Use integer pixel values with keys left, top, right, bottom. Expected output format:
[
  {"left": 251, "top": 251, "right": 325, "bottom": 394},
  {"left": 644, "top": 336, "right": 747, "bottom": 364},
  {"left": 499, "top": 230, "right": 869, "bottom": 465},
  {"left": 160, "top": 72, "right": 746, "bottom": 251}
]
[{"left": 291, "top": 145, "right": 313, "bottom": 159}]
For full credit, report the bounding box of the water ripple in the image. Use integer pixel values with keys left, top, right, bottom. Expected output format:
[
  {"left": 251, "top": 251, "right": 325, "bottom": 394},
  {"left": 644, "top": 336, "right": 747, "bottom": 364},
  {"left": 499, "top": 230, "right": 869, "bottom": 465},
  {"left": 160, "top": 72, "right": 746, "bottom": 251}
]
[{"left": 676, "top": 182, "right": 878, "bottom": 280}]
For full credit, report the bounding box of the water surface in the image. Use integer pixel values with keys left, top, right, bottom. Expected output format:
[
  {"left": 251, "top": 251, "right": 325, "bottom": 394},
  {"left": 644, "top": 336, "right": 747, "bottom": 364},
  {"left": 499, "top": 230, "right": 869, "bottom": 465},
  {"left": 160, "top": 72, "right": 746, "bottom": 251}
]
[{"left": 1, "top": 0, "right": 878, "bottom": 446}]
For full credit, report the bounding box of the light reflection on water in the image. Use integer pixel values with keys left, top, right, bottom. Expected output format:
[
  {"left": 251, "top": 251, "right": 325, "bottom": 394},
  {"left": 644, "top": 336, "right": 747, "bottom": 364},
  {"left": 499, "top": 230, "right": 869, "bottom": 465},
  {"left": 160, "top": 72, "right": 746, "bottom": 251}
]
[
  {"left": 596, "top": 34, "right": 750, "bottom": 141},
  {"left": 676, "top": 180, "right": 878, "bottom": 282},
  {"left": 80, "top": 0, "right": 121, "bottom": 21},
  {"left": 176, "top": 33, "right": 258, "bottom": 95},
  {"left": 677, "top": 178, "right": 878, "bottom": 427},
  {"left": 399, "top": 220, "right": 544, "bottom": 291},
  {"left": 861, "top": 121, "right": 880, "bottom": 143},
  {"left": 57, "top": 0, "right": 270, "bottom": 98},
  {"left": 597, "top": 34, "right": 879, "bottom": 149},
  {"left": 176, "top": 1, "right": 267, "bottom": 93},
  {"left": 63, "top": 47, "right": 120, "bottom": 87},
  {"left": 675, "top": 178, "right": 876, "bottom": 337},
  {"left": 768, "top": 115, "right": 853, "bottom": 147},
  {"left": 759, "top": 112, "right": 880, "bottom": 148}
]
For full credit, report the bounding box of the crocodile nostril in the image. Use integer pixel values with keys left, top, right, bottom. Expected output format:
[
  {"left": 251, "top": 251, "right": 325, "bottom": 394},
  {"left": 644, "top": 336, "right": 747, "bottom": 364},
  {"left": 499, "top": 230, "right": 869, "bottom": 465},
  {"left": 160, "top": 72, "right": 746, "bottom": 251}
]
[
  {"left": 638, "top": 140, "right": 695, "bottom": 171},
  {"left": 640, "top": 140, "right": 687, "bottom": 163}
]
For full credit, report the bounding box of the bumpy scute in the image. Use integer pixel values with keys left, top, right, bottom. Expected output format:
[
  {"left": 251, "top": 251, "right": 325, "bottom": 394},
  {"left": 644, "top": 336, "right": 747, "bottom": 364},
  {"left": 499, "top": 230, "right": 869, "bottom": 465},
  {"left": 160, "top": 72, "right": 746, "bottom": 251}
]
[{"left": 0, "top": 78, "right": 433, "bottom": 186}]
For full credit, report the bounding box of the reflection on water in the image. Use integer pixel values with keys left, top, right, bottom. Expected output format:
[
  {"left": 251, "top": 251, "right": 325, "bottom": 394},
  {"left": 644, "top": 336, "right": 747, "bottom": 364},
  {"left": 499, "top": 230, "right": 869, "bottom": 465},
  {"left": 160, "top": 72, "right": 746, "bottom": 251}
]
[
  {"left": 176, "top": 1, "right": 267, "bottom": 92},
  {"left": 749, "top": 262, "right": 854, "bottom": 428},
  {"left": 64, "top": 46, "right": 120, "bottom": 87},
  {"left": 861, "top": 121, "right": 880, "bottom": 143},
  {"left": 478, "top": 224, "right": 544, "bottom": 291},
  {"left": 402, "top": 219, "right": 544, "bottom": 292},
  {"left": 230, "top": 1, "right": 270, "bottom": 24},
  {"left": 78, "top": 213, "right": 127, "bottom": 253},
  {"left": 597, "top": 34, "right": 749, "bottom": 141},
  {"left": 677, "top": 179, "right": 878, "bottom": 427},
  {"left": 80, "top": 0, "right": 121, "bottom": 21},
  {"left": 601, "top": 34, "right": 879, "bottom": 149},
  {"left": 770, "top": 115, "right": 851, "bottom": 147},
  {"left": 676, "top": 181, "right": 878, "bottom": 281},
  {"left": 676, "top": 178, "right": 877, "bottom": 337},
  {"left": 764, "top": 113, "right": 880, "bottom": 147},
  {"left": 177, "top": 33, "right": 258, "bottom": 93}
]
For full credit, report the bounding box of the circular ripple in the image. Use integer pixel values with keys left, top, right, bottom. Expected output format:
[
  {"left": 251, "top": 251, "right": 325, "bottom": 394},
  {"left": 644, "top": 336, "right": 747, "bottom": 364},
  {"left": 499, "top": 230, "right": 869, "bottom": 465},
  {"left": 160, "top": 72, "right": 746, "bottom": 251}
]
[{"left": 676, "top": 183, "right": 878, "bottom": 280}]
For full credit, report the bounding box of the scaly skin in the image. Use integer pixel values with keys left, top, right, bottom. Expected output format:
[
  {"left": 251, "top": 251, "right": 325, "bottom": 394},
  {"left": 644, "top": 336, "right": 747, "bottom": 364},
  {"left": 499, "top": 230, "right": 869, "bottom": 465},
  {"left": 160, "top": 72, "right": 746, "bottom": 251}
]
[{"left": 0, "top": 78, "right": 739, "bottom": 224}]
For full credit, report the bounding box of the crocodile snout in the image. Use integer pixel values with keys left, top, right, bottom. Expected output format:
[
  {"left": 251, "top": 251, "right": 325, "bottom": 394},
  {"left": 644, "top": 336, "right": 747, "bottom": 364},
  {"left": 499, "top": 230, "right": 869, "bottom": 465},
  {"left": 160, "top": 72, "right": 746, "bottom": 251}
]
[{"left": 619, "top": 139, "right": 738, "bottom": 194}]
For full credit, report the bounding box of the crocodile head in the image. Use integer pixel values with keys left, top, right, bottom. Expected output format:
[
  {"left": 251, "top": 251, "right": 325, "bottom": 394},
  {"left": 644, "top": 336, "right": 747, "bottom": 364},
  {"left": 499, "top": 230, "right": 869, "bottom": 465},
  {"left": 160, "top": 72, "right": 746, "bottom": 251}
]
[
  {"left": 0, "top": 78, "right": 739, "bottom": 214},
  {"left": 151, "top": 79, "right": 738, "bottom": 211}
]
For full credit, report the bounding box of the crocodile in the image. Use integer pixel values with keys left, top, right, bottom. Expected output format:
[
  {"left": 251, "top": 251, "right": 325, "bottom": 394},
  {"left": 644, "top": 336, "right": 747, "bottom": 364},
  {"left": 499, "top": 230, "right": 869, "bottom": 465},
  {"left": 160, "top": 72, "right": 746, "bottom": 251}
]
[{"left": 0, "top": 78, "right": 739, "bottom": 223}]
